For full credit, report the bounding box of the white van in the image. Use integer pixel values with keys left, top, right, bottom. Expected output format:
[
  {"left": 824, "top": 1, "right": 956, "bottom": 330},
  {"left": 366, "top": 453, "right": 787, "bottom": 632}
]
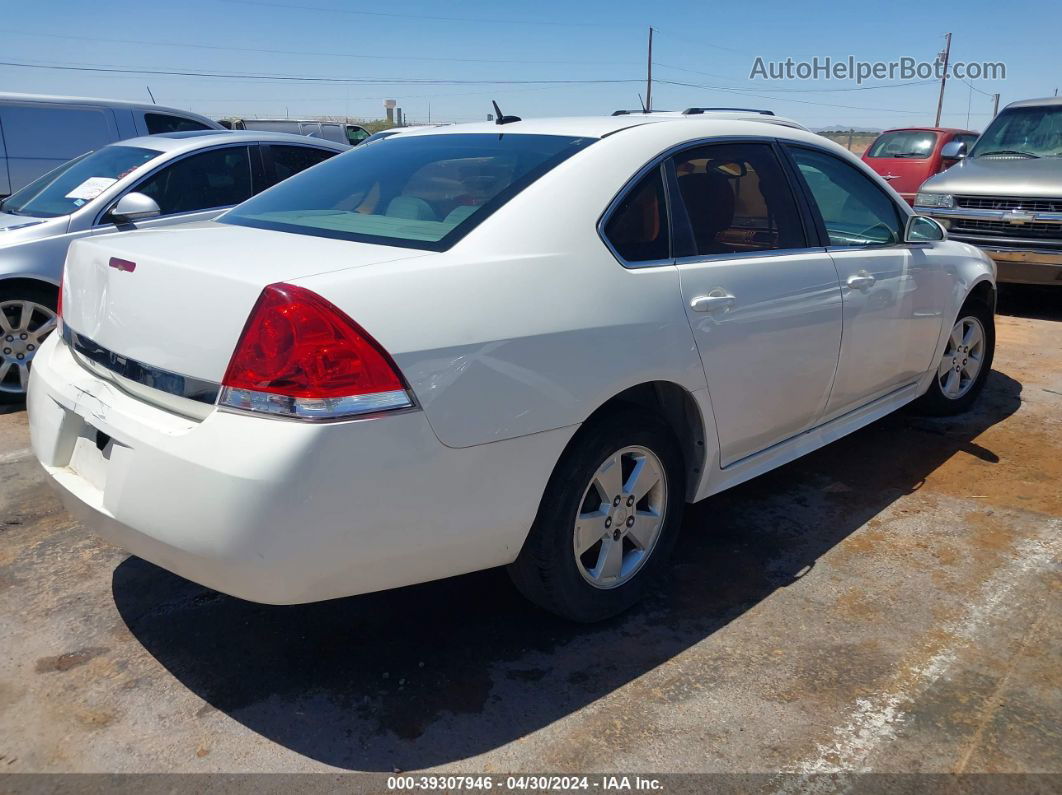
[
  {"left": 230, "top": 118, "right": 369, "bottom": 147},
  {"left": 0, "top": 93, "right": 223, "bottom": 196}
]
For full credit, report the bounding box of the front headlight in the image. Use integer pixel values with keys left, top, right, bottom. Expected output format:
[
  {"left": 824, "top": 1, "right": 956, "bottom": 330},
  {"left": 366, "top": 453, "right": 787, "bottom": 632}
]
[{"left": 914, "top": 192, "right": 954, "bottom": 209}]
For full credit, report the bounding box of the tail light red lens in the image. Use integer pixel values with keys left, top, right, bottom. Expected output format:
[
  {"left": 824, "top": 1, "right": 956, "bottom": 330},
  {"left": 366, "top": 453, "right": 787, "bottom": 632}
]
[{"left": 220, "top": 283, "right": 413, "bottom": 420}]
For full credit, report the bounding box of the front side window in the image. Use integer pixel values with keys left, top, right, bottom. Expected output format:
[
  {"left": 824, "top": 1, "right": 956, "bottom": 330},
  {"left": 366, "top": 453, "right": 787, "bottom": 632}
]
[
  {"left": 603, "top": 167, "right": 669, "bottom": 263},
  {"left": 1, "top": 145, "right": 159, "bottom": 218},
  {"left": 221, "top": 133, "right": 594, "bottom": 250},
  {"left": 789, "top": 146, "right": 901, "bottom": 247},
  {"left": 263, "top": 144, "right": 337, "bottom": 188},
  {"left": 133, "top": 146, "right": 252, "bottom": 216},
  {"left": 347, "top": 126, "right": 370, "bottom": 145},
  {"left": 670, "top": 142, "right": 805, "bottom": 257},
  {"left": 145, "top": 113, "right": 212, "bottom": 134},
  {"left": 866, "top": 131, "right": 938, "bottom": 159},
  {"left": 969, "top": 105, "right": 1062, "bottom": 158}
]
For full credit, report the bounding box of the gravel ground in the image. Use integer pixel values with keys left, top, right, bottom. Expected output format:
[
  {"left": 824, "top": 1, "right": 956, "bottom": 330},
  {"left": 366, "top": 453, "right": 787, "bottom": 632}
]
[{"left": 0, "top": 286, "right": 1058, "bottom": 781}]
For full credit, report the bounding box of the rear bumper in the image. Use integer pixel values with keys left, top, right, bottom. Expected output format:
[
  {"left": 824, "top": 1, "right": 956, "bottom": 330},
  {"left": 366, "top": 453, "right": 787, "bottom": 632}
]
[{"left": 28, "top": 334, "right": 571, "bottom": 603}]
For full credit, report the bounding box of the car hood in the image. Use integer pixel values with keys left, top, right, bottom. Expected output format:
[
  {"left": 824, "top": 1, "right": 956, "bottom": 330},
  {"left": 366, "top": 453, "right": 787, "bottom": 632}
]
[
  {"left": 920, "top": 155, "right": 1062, "bottom": 196},
  {"left": 0, "top": 212, "right": 68, "bottom": 245}
]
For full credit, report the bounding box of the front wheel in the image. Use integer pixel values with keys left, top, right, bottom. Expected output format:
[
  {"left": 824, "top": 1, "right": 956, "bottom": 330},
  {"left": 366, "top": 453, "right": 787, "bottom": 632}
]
[
  {"left": 508, "top": 408, "right": 686, "bottom": 622},
  {"left": 912, "top": 299, "right": 994, "bottom": 416},
  {"left": 1, "top": 286, "right": 59, "bottom": 404}
]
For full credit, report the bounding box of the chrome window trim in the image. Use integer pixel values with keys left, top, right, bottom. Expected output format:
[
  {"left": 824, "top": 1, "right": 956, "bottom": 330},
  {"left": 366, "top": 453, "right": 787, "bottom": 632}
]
[
  {"left": 597, "top": 135, "right": 820, "bottom": 269},
  {"left": 674, "top": 246, "right": 828, "bottom": 267},
  {"left": 62, "top": 323, "right": 220, "bottom": 404}
]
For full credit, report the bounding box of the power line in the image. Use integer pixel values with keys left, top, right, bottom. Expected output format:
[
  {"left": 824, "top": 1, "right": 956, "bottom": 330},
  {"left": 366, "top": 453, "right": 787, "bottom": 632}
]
[
  {"left": 653, "top": 63, "right": 936, "bottom": 93},
  {"left": 4, "top": 29, "right": 639, "bottom": 67},
  {"left": 0, "top": 59, "right": 642, "bottom": 86},
  {"left": 655, "top": 78, "right": 928, "bottom": 114},
  {"left": 219, "top": 0, "right": 606, "bottom": 26}
]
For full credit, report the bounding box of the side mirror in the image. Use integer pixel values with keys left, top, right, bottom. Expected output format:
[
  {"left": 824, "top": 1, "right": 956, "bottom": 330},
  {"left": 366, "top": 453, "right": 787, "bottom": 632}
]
[
  {"left": 940, "top": 140, "right": 967, "bottom": 161},
  {"left": 109, "top": 192, "right": 160, "bottom": 223},
  {"left": 905, "top": 215, "right": 947, "bottom": 243}
]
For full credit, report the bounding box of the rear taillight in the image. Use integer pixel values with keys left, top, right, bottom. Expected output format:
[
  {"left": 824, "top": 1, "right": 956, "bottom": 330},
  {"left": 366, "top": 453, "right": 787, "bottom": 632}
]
[{"left": 219, "top": 283, "right": 413, "bottom": 421}]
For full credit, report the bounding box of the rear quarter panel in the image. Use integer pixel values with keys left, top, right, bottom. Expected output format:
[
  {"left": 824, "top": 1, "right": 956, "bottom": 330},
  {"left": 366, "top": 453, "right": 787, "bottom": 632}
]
[{"left": 293, "top": 124, "right": 712, "bottom": 449}]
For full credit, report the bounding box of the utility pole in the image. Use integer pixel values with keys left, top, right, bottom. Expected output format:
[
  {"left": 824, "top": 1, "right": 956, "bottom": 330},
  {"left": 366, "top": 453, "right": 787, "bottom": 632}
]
[
  {"left": 934, "top": 32, "right": 952, "bottom": 127},
  {"left": 645, "top": 27, "right": 654, "bottom": 112},
  {"left": 992, "top": 93, "right": 1000, "bottom": 117}
]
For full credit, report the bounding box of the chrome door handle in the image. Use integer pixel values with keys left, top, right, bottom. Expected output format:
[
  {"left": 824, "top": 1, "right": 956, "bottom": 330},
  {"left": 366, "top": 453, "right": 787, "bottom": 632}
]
[
  {"left": 846, "top": 272, "right": 876, "bottom": 290},
  {"left": 690, "top": 292, "right": 736, "bottom": 313}
]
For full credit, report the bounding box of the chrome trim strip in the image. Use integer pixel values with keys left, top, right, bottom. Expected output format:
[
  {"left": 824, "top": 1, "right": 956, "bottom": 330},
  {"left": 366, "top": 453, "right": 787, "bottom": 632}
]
[
  {"left": 918, "top": 206, "right": 1062, "bottom": 224},
  {"left": 62, "top": 324, "right": 220, "bottom": 404}
]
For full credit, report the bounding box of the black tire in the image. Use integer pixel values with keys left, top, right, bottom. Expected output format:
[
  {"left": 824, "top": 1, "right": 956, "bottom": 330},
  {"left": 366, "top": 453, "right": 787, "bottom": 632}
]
[
  {"left": 0, "top": 283, "right": 59, "bottom": 405},
  {"left": 911, "top": 297, "right": 994, "bottom": 417},
  {"left": 507, "top": 407, "right": 686, "bottom": 622}
]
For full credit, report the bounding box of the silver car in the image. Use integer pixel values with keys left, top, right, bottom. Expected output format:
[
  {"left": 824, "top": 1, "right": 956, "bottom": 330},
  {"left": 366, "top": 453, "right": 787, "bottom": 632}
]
[{"left": 0, "top": 130, "right": 346, "bottom": 401}]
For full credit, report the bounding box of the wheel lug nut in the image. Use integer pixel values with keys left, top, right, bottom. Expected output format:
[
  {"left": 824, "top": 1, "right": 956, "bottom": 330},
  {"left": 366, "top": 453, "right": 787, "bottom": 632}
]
[
  {"left": 16, "top": 353, "right": 24, "bottom": 360},
  {"left": 626, "top": 496, "right": 634, "bottom": 507},
  {"left": 27, "top": 344, "right": 34, "bottom": 351},
  {"left": 605, "top": 517, "right": 612, "bottom": 528},
  {"left": 4, "top": 336, "right": 11, "bottom": 342},
  {"left": 19, "top": 333, "right": 27, "bottom": 340},
  {"left": 612, "top": 496, "right": 621, "bottom": 507},
  {"left": 2, "top": 348, "right": 9, "bottom": 355},
  {"left": 626, "top": 516, "right": 634, "bottom": 527}
]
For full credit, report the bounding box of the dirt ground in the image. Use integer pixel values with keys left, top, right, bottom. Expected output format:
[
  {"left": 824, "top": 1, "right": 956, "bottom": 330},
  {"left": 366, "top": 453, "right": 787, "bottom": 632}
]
[{"left": 0, "top": 286, "right": 1058, "bottom": 784}]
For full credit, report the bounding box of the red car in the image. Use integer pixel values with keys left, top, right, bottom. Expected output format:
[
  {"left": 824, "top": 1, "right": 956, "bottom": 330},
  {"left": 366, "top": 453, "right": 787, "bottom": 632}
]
[{"left": 862, "top": 127, "right": 979, "bottom": 205}]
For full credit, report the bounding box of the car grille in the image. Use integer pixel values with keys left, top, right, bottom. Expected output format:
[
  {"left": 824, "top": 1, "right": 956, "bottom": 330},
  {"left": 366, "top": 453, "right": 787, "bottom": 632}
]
[
  {"left": 951, "top": 218, "right": 1062, "bottom": 243},
  {"left": 955, "top": 195, "right": 1062, "bottom": 213}
]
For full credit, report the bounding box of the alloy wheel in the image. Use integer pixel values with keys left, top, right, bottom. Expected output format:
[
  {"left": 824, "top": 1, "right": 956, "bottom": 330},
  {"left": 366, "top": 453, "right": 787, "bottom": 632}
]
[
  {"left": 937, "top": 315, "right": 985, "bottom": 400},
  {"left": 0, "top": 300, "right": 57, "bottom": 395},
  {"left": 573, "top": 445, "right": 668, "bottom": 589}
]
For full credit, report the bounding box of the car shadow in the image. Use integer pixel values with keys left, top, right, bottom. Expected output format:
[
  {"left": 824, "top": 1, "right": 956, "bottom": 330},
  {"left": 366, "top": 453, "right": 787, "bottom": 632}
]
[
  {"left": 112, "top": 370, "right": 1022, "bottom": 771},
  {"left": 997, "top": 284, "right": 1062, "bottom": 322}
]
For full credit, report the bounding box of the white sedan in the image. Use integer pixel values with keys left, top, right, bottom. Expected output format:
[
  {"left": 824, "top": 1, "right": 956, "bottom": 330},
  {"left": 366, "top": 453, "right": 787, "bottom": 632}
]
[{"left": 28, "top": 114, "right": 996, "bottom": 622}]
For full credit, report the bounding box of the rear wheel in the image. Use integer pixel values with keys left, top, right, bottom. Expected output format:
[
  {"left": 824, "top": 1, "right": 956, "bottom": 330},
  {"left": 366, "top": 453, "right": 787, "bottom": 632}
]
[
  {"left": 0, "top": 285, "right": 58, "bottom": 404},
  {"left": 912, "top": 299, "right": 994, "bottom": 416},
  {"left": 508, "top": 408, "right": 686, "bottom": 622}
]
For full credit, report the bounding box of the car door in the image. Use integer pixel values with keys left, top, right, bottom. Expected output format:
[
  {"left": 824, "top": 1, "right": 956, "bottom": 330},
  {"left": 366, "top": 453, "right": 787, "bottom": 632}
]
[
  {"left": 784, "top": 144, "right": 944, "bottom": 420},
  {"left": 670, "top": 140, "right": 844, "bottom": 467},
  {"left": 93, "top": 144, "right": 255, "bottom": 234}
]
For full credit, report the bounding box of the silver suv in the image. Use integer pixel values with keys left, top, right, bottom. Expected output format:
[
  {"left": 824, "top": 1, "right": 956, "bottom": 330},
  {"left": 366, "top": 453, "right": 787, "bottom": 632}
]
[{"left": 915, "top": 96, "right": 1062, "bottom": 286}]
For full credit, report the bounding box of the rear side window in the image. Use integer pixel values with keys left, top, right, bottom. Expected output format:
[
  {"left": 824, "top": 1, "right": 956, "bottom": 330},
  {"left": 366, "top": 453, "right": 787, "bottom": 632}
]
[
  {"left": 221, "top": 133, "right": 594, "bottom": 251},
  {"left": 263, "top": 144, "right": 337, "bottom": 188},
  {"left": 866, "top": 131, "right": 938, "bottom": 159},
  {"left": 145, "top": 113, "right": 212, "bottom": 134},
  {"left": 788, "top": 146, "right": 901, "bottom": 247},
  {"left": 603, "top": 168, "right": 669, "bottom": 263},
  {"left": 670, "top": 142, "right": 805, "bottom": 257},
  {"left": 0, "top": 105, "right": 114, "bottom": 159},
  {"left": 347, "top": 126, "right": 370, "bottom": 145},
  {"left": 134, "top": 146, "right": 252, "bottom": 216}
]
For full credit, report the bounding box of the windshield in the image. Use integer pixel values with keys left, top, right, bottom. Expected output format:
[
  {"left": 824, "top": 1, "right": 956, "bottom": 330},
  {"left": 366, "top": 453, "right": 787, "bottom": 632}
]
[
  {"left": 2, "top": 145, "right": 160, "bottom": 218},
  {"left": 221, "top": 133, "right": 595, "bottom": 250},
  {"left": 970, "top": 106, "right": 1062, "bottom": 158},
  {"left": 866, "top": 130, "right": 938, "bottom": 159}
]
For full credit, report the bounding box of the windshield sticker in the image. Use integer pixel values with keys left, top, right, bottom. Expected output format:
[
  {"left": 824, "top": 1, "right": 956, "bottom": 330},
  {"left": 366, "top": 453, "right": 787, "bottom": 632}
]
[{"left": 64, "top": 177, "right": 118, "bottom": 201}]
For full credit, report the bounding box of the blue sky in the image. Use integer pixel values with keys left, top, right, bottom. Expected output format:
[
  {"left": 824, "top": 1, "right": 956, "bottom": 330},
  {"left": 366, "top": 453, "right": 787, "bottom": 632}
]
[{"left": 3, "top": 0, "right": 1057, "bottom": 130}]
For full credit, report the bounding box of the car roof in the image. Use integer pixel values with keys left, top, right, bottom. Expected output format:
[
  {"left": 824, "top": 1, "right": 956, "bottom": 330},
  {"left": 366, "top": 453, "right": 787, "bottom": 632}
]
[
  {"left": 877, "top": 127, "right": 978, "bottom": 134},
  {"left": 389, "top": 113, "right": 808, "bottom": 140},
  {"left": 110, "top": 130, "right": 349, "bottom": 154},
  {"left": 0, "top": 92, "right": 219, "bottom": 124},
  {"left": 1003, "top": 96, "right": 1062, "bottom": 110}
]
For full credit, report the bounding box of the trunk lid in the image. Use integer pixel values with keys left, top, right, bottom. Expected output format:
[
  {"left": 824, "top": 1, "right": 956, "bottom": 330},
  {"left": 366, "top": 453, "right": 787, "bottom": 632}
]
[{"left": 62, "top": 221, "right": 430, "bottom": 388}]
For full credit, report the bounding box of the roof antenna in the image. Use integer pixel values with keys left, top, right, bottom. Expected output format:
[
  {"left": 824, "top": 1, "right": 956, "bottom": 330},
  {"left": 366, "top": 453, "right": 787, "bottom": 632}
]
[
  {"left": 637, "top": 93, "right": 647, "bottom": 113},
  {"left": 491, "top": 100, "right": 521, "bottom": 125}
]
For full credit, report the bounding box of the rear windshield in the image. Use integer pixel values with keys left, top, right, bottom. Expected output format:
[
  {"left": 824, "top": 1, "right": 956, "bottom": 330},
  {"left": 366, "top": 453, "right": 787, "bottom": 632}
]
[
  {"left": 220, "top": 133, "right": 595, "bottom": 250},
  {"left": 1, "top": 145, "right": 160, "bottom": 218},
  {"left": 866, "top": 131, "right": 938, "bottom": 159}
]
